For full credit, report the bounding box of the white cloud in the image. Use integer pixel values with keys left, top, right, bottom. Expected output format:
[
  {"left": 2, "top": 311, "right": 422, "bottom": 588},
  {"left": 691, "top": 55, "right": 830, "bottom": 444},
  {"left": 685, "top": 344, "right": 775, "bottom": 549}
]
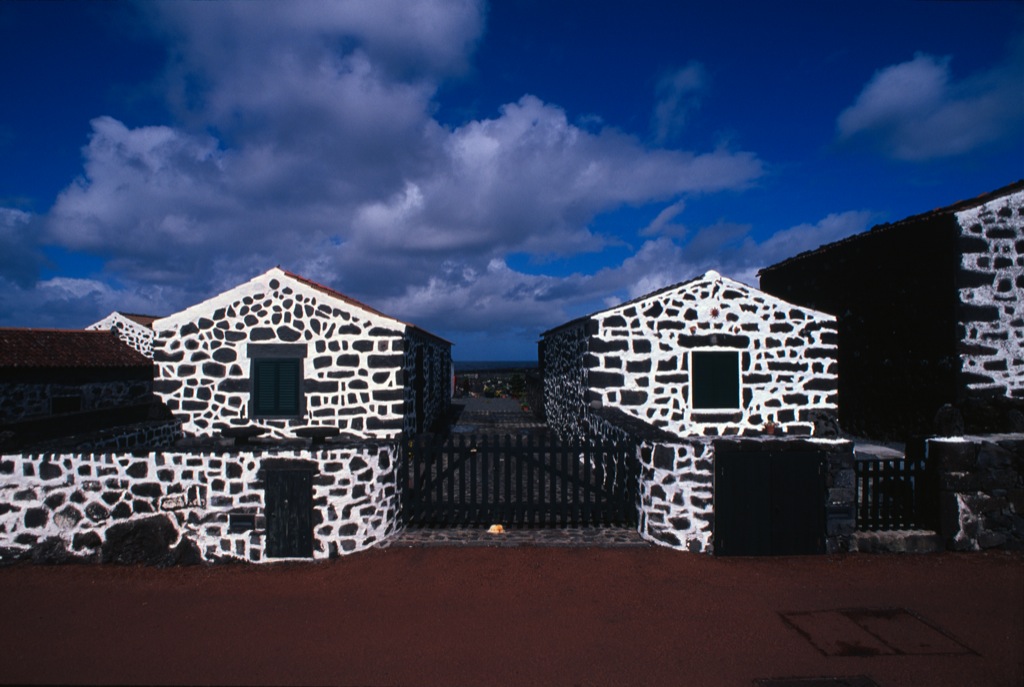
[
  {"left": 0, "top": 275, "right": 176, "bottom": 329},
  {"left": 27, "top": 1, "right": 769, "bottom": 355},
  {"left": 837, "top": 46, "right": 1024, "bottom": 160},
  {"left": 640, "top": 200, "right": 688, "bottom": 238}
]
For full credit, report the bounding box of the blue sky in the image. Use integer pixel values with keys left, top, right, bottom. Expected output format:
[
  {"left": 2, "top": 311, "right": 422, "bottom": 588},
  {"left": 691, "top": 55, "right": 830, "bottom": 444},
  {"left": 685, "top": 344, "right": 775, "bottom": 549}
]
[{"left": 1, "top": 1, "right": 1022, "bottom": 360}]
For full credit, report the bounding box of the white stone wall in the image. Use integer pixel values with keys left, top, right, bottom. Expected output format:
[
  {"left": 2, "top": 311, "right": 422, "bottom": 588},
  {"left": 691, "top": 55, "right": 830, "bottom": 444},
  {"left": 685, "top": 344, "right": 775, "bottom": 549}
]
[
  {"left": 542, "top": 322, "right": 589, "bottom": 439},
  {"left": 637, "top": 441, "right": 714, "bottom": 552},
  {"left": 0, "top": 445, "right": 401, "bottom": 563},
  {"left": 546, "top": 271, "right": 838, "bottom": 439},
  {"left": 153, "top": 268, "right": 450, "bottom": 440},
  {"left": 956, "top": 188, "right": 1024, "bottom": 399},
  {"left": 87, "top": 313, "right": 155, "bottom": 358}
]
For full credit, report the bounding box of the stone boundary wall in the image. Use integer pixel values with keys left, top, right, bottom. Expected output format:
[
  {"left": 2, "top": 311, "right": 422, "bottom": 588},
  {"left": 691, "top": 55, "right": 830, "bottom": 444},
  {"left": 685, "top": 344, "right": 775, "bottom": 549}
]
[
  {"left": 403, "top": 330, "right": 452, "bottom": 434},
  {"left": 637, "top": 440, "right": 715, "bottom": 552},
  {"left": 955, "top": 188, "right": 1024, "bottom": 401},
  {"left": 0, "top": 377, "right": 152, "bottom": 425},
  {"left": 929, "top": 435, "right": 1023, "bottom": 551},
  {"left": 0, "top": 444, "right": 401, "bottom": 564},
  {"left": 542, "top": 322, "right": 589, "bottom": 439},
  {"left": 27, "top": 419, "right": 183, "bottom": 454},
  {"left": 584, "top": 409, "right": 854, "bottom": 554}
]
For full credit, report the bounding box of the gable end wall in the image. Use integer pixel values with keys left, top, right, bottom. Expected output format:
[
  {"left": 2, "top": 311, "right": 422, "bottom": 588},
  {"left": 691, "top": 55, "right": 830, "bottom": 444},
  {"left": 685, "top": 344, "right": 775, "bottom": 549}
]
[
  {"left": 154, "top": 276, "right": 415, "bottom": 439},
  {"left": 956, "top": 188, "right": 1024, "bottom": 401},
  {"left": 586, "top": 278, "right": 838, "bottom": 438}
]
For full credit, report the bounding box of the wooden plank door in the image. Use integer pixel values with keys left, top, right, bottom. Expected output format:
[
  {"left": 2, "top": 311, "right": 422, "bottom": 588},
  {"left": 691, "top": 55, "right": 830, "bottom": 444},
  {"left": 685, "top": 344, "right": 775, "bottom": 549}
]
[
  {"left": 714, "top": 450, "right": 773, "bottom": 556},
  {"left": 714, "top": 449, "right": 825, "bottom": 556},
  {"left": 265, "top": 468, "right": 314, "bottom": 558}
]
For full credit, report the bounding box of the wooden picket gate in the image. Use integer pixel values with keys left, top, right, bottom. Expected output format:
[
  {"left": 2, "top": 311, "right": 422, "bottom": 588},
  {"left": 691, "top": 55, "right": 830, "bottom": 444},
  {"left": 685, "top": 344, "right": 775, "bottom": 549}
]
[{"left": 400, "top": 433, "right": 639, "bottom": 528}]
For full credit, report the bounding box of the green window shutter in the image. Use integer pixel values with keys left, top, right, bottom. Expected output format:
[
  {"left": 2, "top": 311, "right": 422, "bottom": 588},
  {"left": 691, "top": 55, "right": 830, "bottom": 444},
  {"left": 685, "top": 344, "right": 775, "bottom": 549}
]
[
  {"left": 253, "top": 359, "right": 302, "bottom": 417},
  {"left": 275, "top": 359, "right": 300, "bottom": 415},
  {"left": 692, "top": 351, "right": 740, "bottom": 409}
]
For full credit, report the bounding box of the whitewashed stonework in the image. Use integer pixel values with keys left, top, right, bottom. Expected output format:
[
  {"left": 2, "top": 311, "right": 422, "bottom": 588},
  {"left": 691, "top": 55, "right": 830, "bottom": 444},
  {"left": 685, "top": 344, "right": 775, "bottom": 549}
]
[
  {"left": 637, "top": 441, "right": 715, "bottom": 552},
  {"left": 87, "top": 312, "right": 156, "bottom": 358},
  {"left": 152, "top": 268, "right": 451, "bottom": 440},
  {"left": 956, "top": 187, "right": 1024, "bottom": 399},
  {"left": 0, "top": 445, "right": 401, "bottom": 563},
  {"left": 543, "top": 271, "right": 838, "bottom": 440}
]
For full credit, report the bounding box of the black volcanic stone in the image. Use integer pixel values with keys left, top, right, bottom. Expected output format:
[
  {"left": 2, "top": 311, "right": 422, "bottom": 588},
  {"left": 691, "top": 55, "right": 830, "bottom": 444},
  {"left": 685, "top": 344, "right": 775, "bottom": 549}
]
[
  {"left": 73, "top": 531, "right": 102, "bottom": 550},
  {"left": 277, "top": 325, "right": 301, "bottom": 341},
  {"left": 38, "top": 462, "right": 62, "bottom": 481},
  {"left": 126, "top": 462, "right": 148, "bottom": 479},
  {"left": 652, "top": 446, "right": 675, "bottom": 470},
  {"left": 202, "top": 362, "right": 226, "bottom": 377},
  {"left": 31, "top": 537, "right": 70, "bottom": 565},
  {"left": 85, "top": 502, "right": 109, "bottom": 522},
  {"left": 250, "top": 327, "right": 275, "bottom": 341},
  {"left": 111, "top": 502, "right": 132, "bottom": 520},
  {"left": 24, "top": 508, "right": 48, "bottom": 528},
  {"left": 102, "top": 515, "right": 177, "bottom": 566}
]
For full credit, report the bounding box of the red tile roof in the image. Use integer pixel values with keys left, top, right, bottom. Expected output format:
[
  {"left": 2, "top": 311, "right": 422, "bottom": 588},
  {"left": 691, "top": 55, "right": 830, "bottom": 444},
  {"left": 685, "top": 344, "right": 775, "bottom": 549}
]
[{"left": 0, "top": 329, "right": 152, "bottom": 369}]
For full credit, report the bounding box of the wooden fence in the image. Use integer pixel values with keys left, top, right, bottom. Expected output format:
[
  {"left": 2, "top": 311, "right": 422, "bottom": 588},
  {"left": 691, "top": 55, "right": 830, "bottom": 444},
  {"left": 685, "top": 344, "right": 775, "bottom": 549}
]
[
  {"left": 854, "top": 453, "right": 936, "bottom": 531},
  {"left": 401, "top": 433, "right": 638, "bottom": 528}
]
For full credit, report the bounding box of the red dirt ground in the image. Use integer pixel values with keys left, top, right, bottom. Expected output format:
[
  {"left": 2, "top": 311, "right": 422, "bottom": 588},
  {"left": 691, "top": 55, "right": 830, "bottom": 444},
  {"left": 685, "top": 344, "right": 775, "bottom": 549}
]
[{"left": 0, "top": 547, "right": 1020, "bottom": 686}]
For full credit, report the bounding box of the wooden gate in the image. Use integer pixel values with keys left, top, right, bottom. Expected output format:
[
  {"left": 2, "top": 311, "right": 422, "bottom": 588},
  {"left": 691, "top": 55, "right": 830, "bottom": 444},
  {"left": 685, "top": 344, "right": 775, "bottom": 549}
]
[
  {"left": 401, "top": 434, "right": 638, "bottom": 527},
  {"left": 264, "top": 467, "right": 314, "bottom": 558},
  {"left": 714, "top": 448, "right": 826, "bottom": 556}
]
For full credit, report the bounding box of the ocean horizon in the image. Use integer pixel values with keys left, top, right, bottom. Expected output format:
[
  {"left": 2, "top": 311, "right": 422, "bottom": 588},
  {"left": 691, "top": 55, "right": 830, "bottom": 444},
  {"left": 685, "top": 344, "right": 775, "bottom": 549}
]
[{"left": 452, "top": 360, "right": 537, "bottom": 372}]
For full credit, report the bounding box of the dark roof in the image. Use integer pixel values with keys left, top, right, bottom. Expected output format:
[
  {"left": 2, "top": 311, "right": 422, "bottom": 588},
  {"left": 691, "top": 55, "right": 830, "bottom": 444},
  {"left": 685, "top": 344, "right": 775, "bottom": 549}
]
[
  {"left": 118, "top": 313, "right": 160, "bottom": 328},
  {"left": 282, "top": 269, "right": 453, "bottom": 347},
  {"left": 0, "top": 329, "right": 152, "bottom": 369},
  {"left": 759, "top": 179, "right": 1024, "bottom": 277}
]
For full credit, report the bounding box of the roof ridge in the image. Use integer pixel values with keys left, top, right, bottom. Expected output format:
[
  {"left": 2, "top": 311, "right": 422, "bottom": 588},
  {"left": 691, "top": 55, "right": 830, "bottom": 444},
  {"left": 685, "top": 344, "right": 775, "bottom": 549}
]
[{"left": 759, "top": 179, "right": 1024, "bottom": 276}]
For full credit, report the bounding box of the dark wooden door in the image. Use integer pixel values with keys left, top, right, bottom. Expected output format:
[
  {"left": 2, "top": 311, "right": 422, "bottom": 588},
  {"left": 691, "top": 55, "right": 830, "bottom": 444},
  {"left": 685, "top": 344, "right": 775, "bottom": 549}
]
[
  {"left": 770, "top": 452, "right": 826, "bottom": 556},
  {"left": 265, "top": 468, "right": 314, "bottom": 558},
  {"left": 713, "top": 450, "right": 772, "bottom": 555},
  {"left": 714, "top": 449, "right": 825, "bottom": 556}
]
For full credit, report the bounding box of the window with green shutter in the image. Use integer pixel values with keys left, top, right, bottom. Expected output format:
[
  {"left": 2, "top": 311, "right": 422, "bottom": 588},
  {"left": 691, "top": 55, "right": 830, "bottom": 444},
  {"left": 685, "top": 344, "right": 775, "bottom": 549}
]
[
  {"left": 691, "top": 350, "right": 741, "bottom": 410},
  {"left": 252, "top": 358, "right": 302, "bottom": 417}
]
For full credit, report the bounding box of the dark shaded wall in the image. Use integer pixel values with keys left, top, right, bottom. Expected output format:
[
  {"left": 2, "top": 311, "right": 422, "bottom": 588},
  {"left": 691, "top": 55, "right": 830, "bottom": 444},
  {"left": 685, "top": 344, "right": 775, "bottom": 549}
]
[{"left": 760, "top": 215, "right": 960, "bottom": 440}]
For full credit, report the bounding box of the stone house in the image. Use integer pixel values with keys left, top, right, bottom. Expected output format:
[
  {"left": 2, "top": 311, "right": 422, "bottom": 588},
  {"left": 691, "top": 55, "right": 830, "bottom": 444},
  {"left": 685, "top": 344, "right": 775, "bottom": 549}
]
[
  {"left": 152, "top": 267, "right": 452, "bottom": 440},
  {"left": 0, "top": 329, "right": 154, "bottom": 445},
  {"left": 759, "top": 180, "right": 1024, "bottom": 440},
  {"left": 87, "top": 312, "right": 159, "bottom": 358},
  {"left": 541, "top": 270, "right": 839, "bottom": 440}
]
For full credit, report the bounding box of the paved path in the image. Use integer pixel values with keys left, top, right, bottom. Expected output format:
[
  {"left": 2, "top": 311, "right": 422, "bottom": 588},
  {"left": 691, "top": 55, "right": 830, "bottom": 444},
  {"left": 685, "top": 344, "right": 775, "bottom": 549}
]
[{"left": 0, "top": 550, "right": 1019, "bottom": 686}]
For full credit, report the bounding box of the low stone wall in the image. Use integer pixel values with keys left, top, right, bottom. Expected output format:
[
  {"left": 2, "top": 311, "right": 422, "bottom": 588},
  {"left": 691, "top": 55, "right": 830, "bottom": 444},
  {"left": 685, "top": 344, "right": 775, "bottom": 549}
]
[
  {"left": 0, "top": 443, "right": 401, "bottom": 565},
  {"left": 637, "top": 440, "right": 715, "bottom": 552},
  {"left": 929, "top": 434, "right": 1024, "bottom": 550},
  {"left": 583, "top": 408, "right": 854, "bottom": 554}
]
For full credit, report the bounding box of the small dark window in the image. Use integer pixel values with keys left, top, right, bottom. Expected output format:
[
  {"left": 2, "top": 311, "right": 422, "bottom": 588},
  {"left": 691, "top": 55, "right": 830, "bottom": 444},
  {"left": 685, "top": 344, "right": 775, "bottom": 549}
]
[
  {"left": 228, "top": 512, "right": 257, "bottom": 533},
  {"left": 691, "top": 350, "right": 740, "bottom": 409},
  {"left": 252, "top": 358, "right": 302, "bottom": 417}
]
